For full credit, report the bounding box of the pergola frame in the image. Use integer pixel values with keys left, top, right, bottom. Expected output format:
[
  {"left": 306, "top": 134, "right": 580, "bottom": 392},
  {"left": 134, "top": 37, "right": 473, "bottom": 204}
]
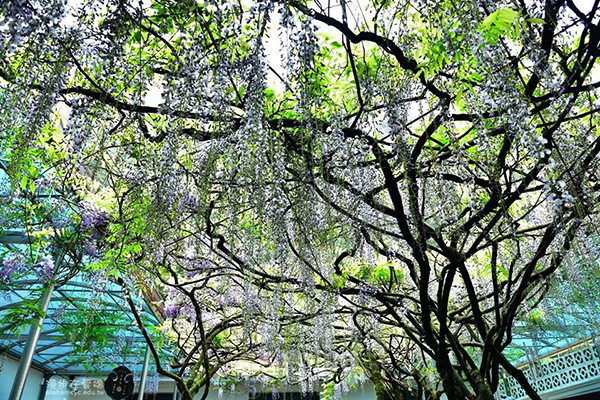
[{"left": 0, "top": 231, "right": 169, "bottom": 400}]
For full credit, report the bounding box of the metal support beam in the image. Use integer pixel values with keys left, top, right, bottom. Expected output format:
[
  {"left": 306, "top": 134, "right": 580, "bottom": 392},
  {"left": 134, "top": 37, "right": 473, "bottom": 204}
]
[
  {"left": 137, "top": 344, "right": 151, "bottom": 400},
  {"left": 37, "top": 374, "right": 52, "bottom": 400},
  {"left": 173, "top": 381, "right": 180, "bottom": 400},
  {"left": 0, "top": 231, "right": 32, "bottom": 245},
  {"left": 8, "top": 252, "right": 64, "bottom": 400},
  {"left": 8, "top": 281, "right": 56, "bottom": 400}
]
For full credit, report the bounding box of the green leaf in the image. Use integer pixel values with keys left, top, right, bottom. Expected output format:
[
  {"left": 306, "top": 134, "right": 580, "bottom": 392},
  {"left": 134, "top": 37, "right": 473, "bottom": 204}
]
[
  {"left": 482, "top": 8, "right": 519, "bottom": 30},
  {"left": 527, "top": 18, "right": 546, "bottom": 24},
  {"left": 456, "top": 86, "right": 464, "bottom": 104},
  {"left": 497, "top": 8, "right": 519, "bottom": 23},
  {"left": 132, "top": 30, "right": 142, "bottom": 42}
]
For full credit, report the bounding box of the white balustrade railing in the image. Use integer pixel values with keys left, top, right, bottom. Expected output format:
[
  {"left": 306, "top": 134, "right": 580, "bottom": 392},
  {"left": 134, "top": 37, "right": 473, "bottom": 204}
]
[{"left": 500, "top": 339, "right": 600, "bottom": 400}]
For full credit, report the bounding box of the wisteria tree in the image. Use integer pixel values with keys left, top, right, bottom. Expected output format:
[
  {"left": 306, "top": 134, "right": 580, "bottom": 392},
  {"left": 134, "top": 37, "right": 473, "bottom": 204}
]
[
  {"left": 102, "top": 178, "right": 350, "bottom": 400},
  {"left": 2, "top": 0, "right": 600, "bottom": 400}
]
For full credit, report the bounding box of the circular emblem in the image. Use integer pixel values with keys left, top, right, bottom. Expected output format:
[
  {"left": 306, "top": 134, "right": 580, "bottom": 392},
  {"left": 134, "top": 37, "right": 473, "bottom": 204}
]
[{"left": 104, "top": 366, "right": 134, "bottom": 400}]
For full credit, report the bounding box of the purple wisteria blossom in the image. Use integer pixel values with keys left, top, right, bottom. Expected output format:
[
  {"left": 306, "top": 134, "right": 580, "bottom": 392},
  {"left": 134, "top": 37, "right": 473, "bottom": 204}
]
[
  {"left": 38, "top": 254, "right": 54, "bottom": 281},
  {"left": 51, "top": 214, "right": 73, "bottom": 229},
  {"left": 0, "top": 254, "right": 26, "bottom": 284},
  {"left": 164, "top": 302, "right": 181, "bottom": 319},
  {"left": 83, "top": 240, "right": 98, "bottom": 257},
  {"left": 80, "top": 202, "right": 110, "bottom": 231}
]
